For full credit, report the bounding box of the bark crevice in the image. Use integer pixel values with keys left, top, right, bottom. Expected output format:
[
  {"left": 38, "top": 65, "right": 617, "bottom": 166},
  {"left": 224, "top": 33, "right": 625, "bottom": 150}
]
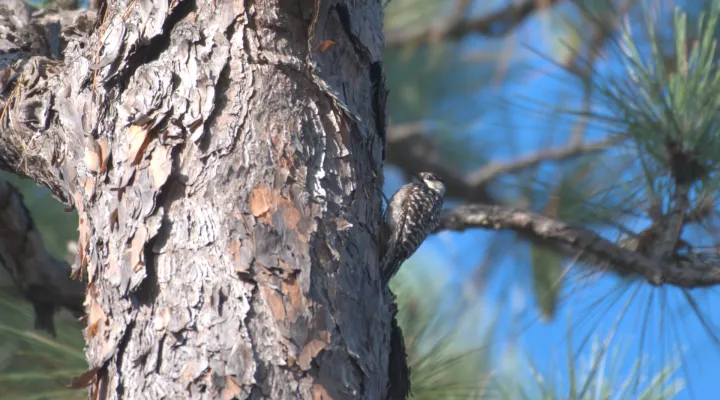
[{"left": 116, "top": 0, "right": 197, "bottom": 92}]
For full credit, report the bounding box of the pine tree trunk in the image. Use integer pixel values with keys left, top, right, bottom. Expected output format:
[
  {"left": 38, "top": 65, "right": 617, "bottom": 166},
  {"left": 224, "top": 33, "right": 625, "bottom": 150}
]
[{"left": 0, "top": 0, "right": 403, "bottom": 398}]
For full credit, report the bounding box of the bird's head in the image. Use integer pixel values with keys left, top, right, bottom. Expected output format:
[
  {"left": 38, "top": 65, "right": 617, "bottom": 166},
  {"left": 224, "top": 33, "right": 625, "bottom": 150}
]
[{"left": 417, "top": 172, "right": 445, "bottom": 196}]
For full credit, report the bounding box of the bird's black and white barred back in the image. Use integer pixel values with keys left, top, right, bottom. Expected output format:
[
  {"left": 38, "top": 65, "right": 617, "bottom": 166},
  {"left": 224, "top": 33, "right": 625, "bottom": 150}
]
[{"left": 381, "top": 172, "right": 445, "bottom": 284}]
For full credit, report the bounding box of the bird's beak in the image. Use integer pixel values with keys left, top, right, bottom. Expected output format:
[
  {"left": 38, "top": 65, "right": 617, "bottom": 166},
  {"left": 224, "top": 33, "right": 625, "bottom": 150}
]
[{"left": 411, "top": 172, "right": 423, "bottom": 182}]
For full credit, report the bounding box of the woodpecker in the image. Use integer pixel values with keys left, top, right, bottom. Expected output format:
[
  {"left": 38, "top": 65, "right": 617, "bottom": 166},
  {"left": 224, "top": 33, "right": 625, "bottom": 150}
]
[{"left": 381, "top": 172, "right": 445, "bottom": 284}]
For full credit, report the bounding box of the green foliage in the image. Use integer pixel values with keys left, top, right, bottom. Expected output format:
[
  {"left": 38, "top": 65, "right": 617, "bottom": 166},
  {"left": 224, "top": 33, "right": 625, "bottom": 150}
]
[
  {"left": 495, "top": 335, "right": 684, "bottom": 399},
  {"left": 0, "top": 289, "right": 86, "bottom": 400},
  {"left": 530, "top": 245, "right": 564, "bottom": 320},
  {"left": 391, "top": 263, "right": 494, "bottom": 399},
  {"left": 383, "top": 45, "right": 501, "bottom": 125},
  {"left": 527, "top": 155, "right": 641, "bottom": 320},
  {"left": 392, "top": 259, "right": 685, "bottom": 399},
  {"left": 595, "top": 1, "right": 720, "bottom": 184}
]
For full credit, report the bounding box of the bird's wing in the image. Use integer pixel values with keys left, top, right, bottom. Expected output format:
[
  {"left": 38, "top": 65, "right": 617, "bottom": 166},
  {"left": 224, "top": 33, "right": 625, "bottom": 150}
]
[{"left": 381, "top": 184, "right": 418, "bottom": 282}]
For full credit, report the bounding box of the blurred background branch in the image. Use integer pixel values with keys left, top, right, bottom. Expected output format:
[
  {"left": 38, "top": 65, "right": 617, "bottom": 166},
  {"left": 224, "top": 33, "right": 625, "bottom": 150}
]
[
  {"left": 385, "top": 0, "right": 565, "bottom": 47},
  {"left": 0, "top": 179, "right": 83, "bottom": 337}
]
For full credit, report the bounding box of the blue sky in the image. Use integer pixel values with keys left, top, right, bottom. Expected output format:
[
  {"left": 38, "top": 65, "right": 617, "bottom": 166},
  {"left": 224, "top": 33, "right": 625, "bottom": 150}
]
[{"left": 384, "top": 2, "right": 720, "bottom": 398}]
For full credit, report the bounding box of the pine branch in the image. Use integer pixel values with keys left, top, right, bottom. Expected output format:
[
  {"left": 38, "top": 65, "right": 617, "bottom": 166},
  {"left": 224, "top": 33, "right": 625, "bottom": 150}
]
[{"left": 437, "top": 203, "right": 720, "bottom": 288}]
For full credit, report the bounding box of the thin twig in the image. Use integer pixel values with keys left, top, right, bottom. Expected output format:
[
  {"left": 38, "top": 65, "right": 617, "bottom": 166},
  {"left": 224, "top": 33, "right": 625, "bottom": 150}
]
[{"left": 466, "top": 139, "right": 616, "bottom": 187}]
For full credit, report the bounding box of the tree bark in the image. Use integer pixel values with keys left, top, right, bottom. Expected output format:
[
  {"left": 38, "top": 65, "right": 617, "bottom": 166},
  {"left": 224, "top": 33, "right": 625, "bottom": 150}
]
[{"left": 0, "top": 0, "right": 402, "bottom": 398}]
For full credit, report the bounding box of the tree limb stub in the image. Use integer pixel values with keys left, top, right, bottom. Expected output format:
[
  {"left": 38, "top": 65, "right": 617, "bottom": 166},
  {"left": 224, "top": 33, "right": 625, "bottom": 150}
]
[
  {"left": 0, "top": 2, "right": 95, "bottom": 205},
  {"left": 438, "top": 204, "right": 720, "bottom": 288}
]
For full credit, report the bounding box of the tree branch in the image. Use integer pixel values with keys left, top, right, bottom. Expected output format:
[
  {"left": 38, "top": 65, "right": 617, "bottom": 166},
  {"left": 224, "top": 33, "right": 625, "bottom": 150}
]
[
  {"left": 437, "top": 203, "right": 720, "bottom": 288},
  {"left": 465, "top": 139, "right": 615, "bottom": 187},
  {"left": 0, "top": 180, "right": 84, "bottom": 335},
  {"left": 386, "top": 122, "right": 612, "bottom": 202},
  {"left": 0, "top": 1, "right": 92, "bottom": 204},
  {"left": 385, "top": 0, "right": 564, "bottom": 49}
]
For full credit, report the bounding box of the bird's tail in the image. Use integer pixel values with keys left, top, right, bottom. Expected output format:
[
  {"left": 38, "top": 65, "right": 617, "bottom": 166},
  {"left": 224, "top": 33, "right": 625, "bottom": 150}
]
[{"left": 380, "top": 251, "right": 402, "bottom": 285}]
